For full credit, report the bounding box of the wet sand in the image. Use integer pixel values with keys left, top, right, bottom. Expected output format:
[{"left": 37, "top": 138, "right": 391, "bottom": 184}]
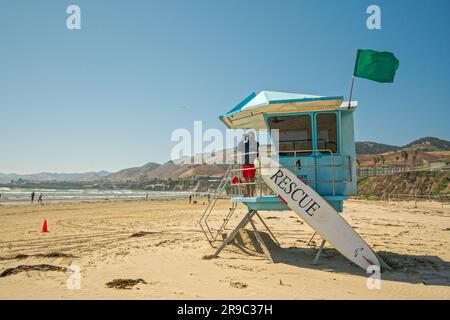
[{"left": 0, "top": 199, "right": 449, "bottom": 299}]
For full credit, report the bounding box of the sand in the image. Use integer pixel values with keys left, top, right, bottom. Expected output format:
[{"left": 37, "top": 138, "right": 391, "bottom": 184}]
[{"left": 0, "top": 198, "right": 449, "bottom": 299}]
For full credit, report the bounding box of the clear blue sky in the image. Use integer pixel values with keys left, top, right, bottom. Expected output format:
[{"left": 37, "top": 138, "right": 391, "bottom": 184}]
[{"left": 1, "top": 0, "right": 449, "bottom": 174}]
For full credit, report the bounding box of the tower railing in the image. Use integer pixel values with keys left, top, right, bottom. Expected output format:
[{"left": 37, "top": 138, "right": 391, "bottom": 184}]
[
  {"left": 198, "top": 164, "right": 233, "bottom": 245},
  {"left": 199, "top": 148, "right": 353, "bottom": 245}
]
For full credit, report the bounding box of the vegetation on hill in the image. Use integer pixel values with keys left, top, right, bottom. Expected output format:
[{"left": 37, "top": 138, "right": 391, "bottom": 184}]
[
  {"left": 357, "top": 171, "right": 450, "bottom": 196},
  {"left": 357, "top": 150, "right": 450, "bottom": 168}
]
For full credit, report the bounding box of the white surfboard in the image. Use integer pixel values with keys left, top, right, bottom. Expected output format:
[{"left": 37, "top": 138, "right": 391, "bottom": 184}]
[{"left": 256, "top": 156, "right": 379, "bottom": 270}]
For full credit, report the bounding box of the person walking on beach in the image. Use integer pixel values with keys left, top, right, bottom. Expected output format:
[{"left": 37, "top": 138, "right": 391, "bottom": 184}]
[
  {"left": 207, "top": 194, "right": 211, "bottom": 203},
  {"left": 31, "top": 191, "right": 35, "bottom": 204},
  {"left": 37, "top": 193, "right": 43, "bottom": 205},
  {"left": 189, "top": 194, "right": 192, "bottom": 204},
  {"left": 237, "top": 131, "right": 259, "bottom": 197}
]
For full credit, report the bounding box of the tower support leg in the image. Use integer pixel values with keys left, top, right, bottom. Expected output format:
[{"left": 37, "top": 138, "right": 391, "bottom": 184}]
[
  {"left": 213, "top": 210, "right": 255, "bottom": 258},
  {"left": 254, "top": 211, "right": 280, "bottom": 246},
  {"left": 248, "top": 218, "right": 274, "bottom": 263},
  {"left": 307, "top": 232, "right": 317, "bottom": 246},
  {"left": 313, "top": 239, "right": 326, "bottom": 265},
  {"left": 213, "top": 210, "right": 276, "bottom": 263}
]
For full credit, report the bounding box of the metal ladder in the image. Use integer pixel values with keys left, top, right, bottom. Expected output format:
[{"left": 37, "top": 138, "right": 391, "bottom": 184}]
[{"left": 199, "top": 164, "right": 238, "bottom": 247}]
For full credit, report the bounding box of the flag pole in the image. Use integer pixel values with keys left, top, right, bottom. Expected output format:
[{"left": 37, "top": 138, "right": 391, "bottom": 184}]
[{"left": 348, "top": 76, "right": 355, "bottom": 109}]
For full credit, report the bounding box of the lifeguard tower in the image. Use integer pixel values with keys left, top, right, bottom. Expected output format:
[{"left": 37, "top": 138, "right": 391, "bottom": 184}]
[{"left": 199, "top": 91, "right": 383, "bottom": 270}]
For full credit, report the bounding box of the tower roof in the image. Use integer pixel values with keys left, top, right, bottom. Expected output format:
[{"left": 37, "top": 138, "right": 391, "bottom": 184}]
[{"left": 220, "top": 91, "right": 349, "bottom": 129}]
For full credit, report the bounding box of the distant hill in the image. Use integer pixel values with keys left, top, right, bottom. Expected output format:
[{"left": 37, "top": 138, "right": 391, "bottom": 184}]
[
  {"left": 0, "top": 171, "right": 111, "bottom": 183},
  {"left": 103, "top": 162, "right": 161, "bottom": 182},
  {"left": 3, "top": 137, "right": 448, "bottom": 184},
  {"left": 404, "top": 137, "right": 450, "bottom": 152},
  {"left": 103, "top": 161, "right": 227, "bottom": 182},
  {"left": 356, "top": 137, "right": 450, "bottom": 154},
  {"left": 356, "top": 142, "right": 400, "bottom": 155}
]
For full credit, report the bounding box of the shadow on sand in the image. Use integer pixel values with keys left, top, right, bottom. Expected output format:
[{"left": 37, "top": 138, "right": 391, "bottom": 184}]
[{"left": 230, "top": 229, "right": 450, "bottom": 287}]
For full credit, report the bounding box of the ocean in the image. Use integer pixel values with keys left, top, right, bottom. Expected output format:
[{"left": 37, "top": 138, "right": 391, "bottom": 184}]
[{"left": 0, "top": 187, "right": 191, "bottom": 205}]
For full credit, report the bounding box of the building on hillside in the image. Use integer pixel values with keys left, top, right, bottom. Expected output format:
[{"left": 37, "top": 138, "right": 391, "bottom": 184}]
[{"left": 422, "top": 159, "right": 450, "bottom": 171}]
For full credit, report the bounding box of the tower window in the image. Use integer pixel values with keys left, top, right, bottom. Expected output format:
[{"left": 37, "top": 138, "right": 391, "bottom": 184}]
[
  {"left": 316, "top": 113, "right": 338, "bottom": 153},
  {"left": 268, "top": 115, "right": 312, "bottom": 156}
]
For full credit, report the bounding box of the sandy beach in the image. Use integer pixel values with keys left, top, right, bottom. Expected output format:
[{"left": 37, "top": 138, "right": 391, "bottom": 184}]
[{"left": 0, "top": 198, "right": 449, "bottom": 299}]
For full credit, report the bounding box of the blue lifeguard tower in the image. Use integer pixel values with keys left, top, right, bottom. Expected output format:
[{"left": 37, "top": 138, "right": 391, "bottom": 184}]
[{"left": 199, "top": 91, "right": 359, "bottom": 263}]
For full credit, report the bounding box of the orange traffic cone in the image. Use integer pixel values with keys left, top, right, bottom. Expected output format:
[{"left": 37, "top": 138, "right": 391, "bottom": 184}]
[{"left": 42, "top": 219, "right": 48, "bottom": 233}]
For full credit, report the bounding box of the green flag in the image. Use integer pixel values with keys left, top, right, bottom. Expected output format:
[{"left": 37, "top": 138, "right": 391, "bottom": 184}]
[{"left": 353, "top": 49, "right": 399, "bottom": 83}]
